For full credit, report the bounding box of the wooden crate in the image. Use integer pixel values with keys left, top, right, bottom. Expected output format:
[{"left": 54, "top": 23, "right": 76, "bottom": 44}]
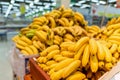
[
  {"left": 24, "top": 74, "right": 32, "bottom": 80},
  {"left": 30, "top": 58, "right": 50, "bottom": 80}
]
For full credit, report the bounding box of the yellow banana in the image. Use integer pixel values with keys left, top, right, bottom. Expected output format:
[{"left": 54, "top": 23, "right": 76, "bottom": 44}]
[
  {"left": 96, "top": 41, "right": 105, "bottom": 60},
  {"left": 90, "top": 54, "right": 98, "bottom": 73},
  {"left": 112, "top": 57, "right": 117, "bottom": 64},
  {"left": 89, "top": 38, "right": 97, "bottom": 55},
  {"left": 74, "top": 43, "right": 87, "bottom": 60},
  {"left": 107, "top": 23, "right": 120, "bottom": 30},
  {"left": 47, "top": 50, "right": 60, "bottom": 60},
  {"left": 24, "top": 46, "right": 33, "bottom": 55},
  {"left": 37, "top": 41, "right": 46, "bottom": 51},
  {"left": 64, "top": 33, "right": 74, "bottom": 41},
  {"left": 108, "top": 35, "right": 120, "bottom": 41},
  {"left": 16, "top": 39, "right": 28, "bottom": 47},
  {"left": 32, "top": 40, "right": 40, "bottom": 49},
  {"left": 74, "top": 37, "right": 89, "bottom": 52},
  {"left": 69, "top": 20, "right": 74, "bottom": 27},
  {"left": 15, "top": 43, "right": 25, "bottom": 50},
  {"left": 20, "top": 50, "right": 29, "bottom": 55},
  {"left": 57, "top": 19, "right": 66, "bottom": 26},
  {"left": 106, "top": 29, "right": 114, "bottom": 36},
  {"left": 48, "top": 17, "right": 56, "bottom": 28},
  {"left": 12, "top": 35, "right": 20, "bottom": 42},
  {"left": 40, "top": 45, "right": 59, "bottom": 56},
  {"left": 20, "top": 36, "right": 32, "bottom": 45},
  {"left": 54, "top": 58, "right": 74, "bottom": 71},
  {"left": 108, "top": 40, "right": 120, "bottom": 45},
  {"left": 62, "top": 12, "right": 73, "bottom": 18},
  {"left": 98, "top": 61, "right": 104, "bottom": 69},
  {"left": 60, "top": 42, "right": 75, "bottom": 50},
  {"left": 66, "top": 72, "right": 86, "bottom": 80},
  {"left": 62, "top": 60, "right": 81, "bottom": 78},
  {"left": 115, "top": 17, "right": 120, "bottom": 23},
  {"left": 113, "top": 52, "right": 119, "bottom": 59},
  {"left": 29, "top": 45, "right": 38, "bottom": 54},
  {"left": 61, "top": 17, "right": 69, "bottom": 27},
  {"left": 60, "top": 51, "right": 74, "bottom": 58},
  {"left": 102, "top": 45, "right": 112, "bottom": 62},
  {"left": 31, "top": 36, "right": 39, "bottom": 41},
  {"left": 110, "top": 44, "right": 118, "bottom": 54},
  {"left": 82, "top": 44, "right": 90, "bottom": 67},
  {"left": 105, "top": 62, "right": 113, "bottom": 71},
  {"left": 35, "top": 30, "right": 47, "bottom": 42}
]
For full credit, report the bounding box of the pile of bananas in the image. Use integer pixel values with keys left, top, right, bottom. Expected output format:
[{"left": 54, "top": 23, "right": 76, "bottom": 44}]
[
  {"left": 12, "top": 6, "right": 120, "bottom": 80},
  {"left": 12, "top": 6, "right": 88, "bottom": 55},
  {"left": 106, "top": 17, "right": 120, "bottom": 26}
]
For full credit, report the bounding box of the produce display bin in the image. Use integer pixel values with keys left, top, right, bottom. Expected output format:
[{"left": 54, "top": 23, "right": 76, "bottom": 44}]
[
  {"left": 29, "top": 57, "right": 120, "bottom": 80},
  {"left": 9, "top": 46, "right": 39, "bottom": 80},
  {"left": 30, "top": 58, "right": 50, "bottom": 80},
  {"left": 24, "top": 74, "right": 33, "bottom": 80}
]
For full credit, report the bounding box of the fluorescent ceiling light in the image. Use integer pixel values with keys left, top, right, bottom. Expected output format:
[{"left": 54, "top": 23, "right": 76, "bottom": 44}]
[
  {"left": 34, "top": 0, "right": 39, "bottom": 3},
  {"left": 0, "top": 2, "right": 9, "bottom": 5},
  {"left": 15, "top": 0, "right": 24, "bottom": 2},
  {"left": 80, "top": 4, "right": 90, "bottom": 8},
  {"left": 96, "top": 3, "right": 100, "bottom": 5},
  {"left": 11, "top": 0, "right": 15, "bottom": 4},
  {"left": 99, "top": 1, "right": 106, "bottom": 4},
  {"left": 16, "top": 12, "right": 21, "bottom": 16},
  {"left": 26, "top": 0, "right": 33, "bottom": 3},
  {"left": 34, "top": 2, "right": 42, "bottom": 5},
  {"left": 51, "top": 2, "right": 56, "bottom": 6},
  {"left": 5, "top": 4, "right": 13, "bottom": 17},
  {"left": 39, "top": 7, "right": 43, "bottom": 11},
  {"left": 78, "top": 1, "right": 86, "bottom": 4},
  {"left": 26, "top": 5, "right": 29, "bottom": 10},
  {"left": 91, "top": 0, "right": 98, "bottom": 2},
  {"left": 29, "top": 2, "right": 34, "bottom": 7},
  {"left": 109, "top": 0, "right": 116, "bottom": 2},
  {"left": 75, "top": 3, "right": 81, "bottom": 6},
  {"left": 13, "top": 3, "right": 20, "bottom": 6}
]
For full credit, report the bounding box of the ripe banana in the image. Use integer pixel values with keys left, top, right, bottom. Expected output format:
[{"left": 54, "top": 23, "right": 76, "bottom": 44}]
[
  {"left": 61, "top": 17, "right": 69, "bottom": 27},
  {"left": 105, "top": 62, "right": 113, "bottom": 71},
  {"left": 47, "top": 50, "right": 60, "bottom": 60},
  {"left": 64, "top": 33, "right": 74, "bottom": 41},
  {"left": 24, "top": 46, "right": 33, "bottom": 55},
  {"left": 110, "top": 44, "right": 118, "bottom": 54},
  {"left": 107, "top": 23, "right": 120, "bottom": 30},
  {"left": 35, "top": 30, "right": 47, "bottom": 42},
  {"left": 113, "top": 52, "right": 119, "bottom": 59},
  {"left": 20, "top": 36, "right": 32, "bottom": 45},
  {"left": 74, "top": 43, "right": 87, "bottom": 60},
  {"left": 62, "top": 12, "right": 73, "bottom": 18},
  {"left": 102, "top": 45, "right": 112, "bottom": 62},
  {"left": 74, "top": 37, "right": 89, "bottom": 51},
  {"left": 82, "top": 44, "right": 90, "bottom": 67},
  {"left": 89, "top": 38, "right": 98, "bottom": 55},
  {"left": 32, "top": 40, "right": 40, "bottom": 49},
  {"left": 15, "top": 43, "right": 25, "bottom": 50},
  {"left": 29, "top": 45, "right": 38, "bottom": 54},
  {"left": 20, "top": 50, "right": 29, "bottom": 55},
  {"left": 90, "top": 54, "right": 98, "bottom": 73},
  {"left": 62, "top": 60, "right": 81, "bottom": 78},
  {"left": 16, "top": 39, "right": 28, "bottom": 47},
  {"left": 98, "top": 61, "right": 104, "bottom": 69},
  {"left": 96, "top": 41, "right": 105, "bottom": 60},
  {"left": 48, "top": 17, "right": 56, "bottom": 28},
  {"left": 57, "top": 19, "right": 66, "bottom": 26},
  {"left": 60, "top": 51, "right": 74, "bottom": 58},
  {"left": 40, "top": 45, "right": 59, "bottom": 56}
]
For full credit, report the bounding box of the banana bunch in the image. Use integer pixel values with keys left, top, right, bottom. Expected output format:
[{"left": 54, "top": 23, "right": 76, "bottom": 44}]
[{"left": 106, "top": 17, "right": 120, "bottom": 26}]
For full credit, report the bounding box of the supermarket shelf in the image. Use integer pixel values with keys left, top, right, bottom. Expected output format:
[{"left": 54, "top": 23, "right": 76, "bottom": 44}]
[{"left": 5, "top": 24, "right": 28, "bottom": 28}]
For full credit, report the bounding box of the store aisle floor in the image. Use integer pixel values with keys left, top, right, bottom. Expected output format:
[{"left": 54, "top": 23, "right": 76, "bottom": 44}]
[{"left": 0, "top": 41, "right": 13, "bottom": 80}]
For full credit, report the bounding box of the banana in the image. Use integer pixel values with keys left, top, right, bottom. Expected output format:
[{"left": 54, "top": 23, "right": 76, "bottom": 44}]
[
  {"left": 74, "top": 37, "right": 89, "bottom": 52},
  {"left": 74, "top": 43, "right": 87, "bottom": 60},
  {"left": 89, "top": 38, "right": 97, "bottom": 55},
  {"left": 32, "top": 36, "right": 39, "bottom": 41},
  {"left": 40, "top": 45, "right": 59, "bottom": 56},
  {"left": 47, "top": 50, "right": 60, "bottom": 60},
  {"left": 16, "top": 39, "right": 28, "bottom": 47},
  {"left": 61, "top": 17, "right": 69, "bottom": 27},
  {"left": 20, "top": 50, "right": 29, "bottom": 55},
  {"left": 98, "top": 61, "right": 104, "bottom": 69},
  {"left": 60, "top": 51, "right": 74, "bottom": 58},
  {"left": 12, "top": 35, "right": 20, "bottom": 42},
  {"left": 115, "top": 17, "right": 120, "bottom": 23},
  {"left": 20, "top": 27, "right": 30, "bottom": 33},
  {"left": 105, "top": 62, "right": 113, "bottom": 71},
  {"left": 118, "top": 45, "right": 120, "bottom": 52},
  {"left": 37, "top": 41, "right": 46, "bottom": 51},
  {"left": 57, "top": 19, "right": 66, "bottom": 26},
  {"left": 62, "top": 60, "right": 81, "bottom": 78},
  {"left": 108, "top": 40, "right": 120, "bottom": 45},
  {"left": 113, "top": 52, "right": 119, "bottom": 59},
  {"left": 48, "top": 17, "right": 56, "bottom": 28},
  {"left": 62, "top": 12, "right": 73, "bottom": 18},
  {"left": 35, "top": 30, "right": 47, "bottom": 42},
  {"left": 110, "top": 44, "right": 118, "bottom": 54},
  {"left": 69, "top": 20, "right": 74, "bottom": 27},
  {"left": 74, "top": 12, "right": 84, "bottom": 24},
  {"left": 24, "top": 46, "right": 33, "bottom": 55},
  {"left": 102, "top": 45, "right": 112, "bottom": 62},
  {"left": 108, "top": 35, "right": 120, "bottom": 41},
  {"left": 20, "top": 36, "right": 32, "bottom": 45},
  {"left": 106, "top": 29, "right": 114, "bottom": 36},
  {"left": 82, "top": 44, "right": 90, "bottom": 67},
  {"left": 107, "top": 23, "right": 120, "bottom": 30},
  {"left": 30, "top": 24, "right": 40, "bottom": 29},
  {"left": 96, "top": 41, "right": 105, "bottom": 60},
  {"left": 15, "top": 43, "right": 25, "bottom": 50},
  {"left": 29, "top": 45, "right": 38, "bottom": 54},
  {"left": 112, "top": 57, "right": 117, "bottom": 64},
  {"left": 32, "top": 40, "right": 40, "bottom": 49},
  {"left": 90, "top": 54, "right": 98, "bottom": 73},
  {"left": 64, "top": 33, "right": 74, "bottom": 41}
]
